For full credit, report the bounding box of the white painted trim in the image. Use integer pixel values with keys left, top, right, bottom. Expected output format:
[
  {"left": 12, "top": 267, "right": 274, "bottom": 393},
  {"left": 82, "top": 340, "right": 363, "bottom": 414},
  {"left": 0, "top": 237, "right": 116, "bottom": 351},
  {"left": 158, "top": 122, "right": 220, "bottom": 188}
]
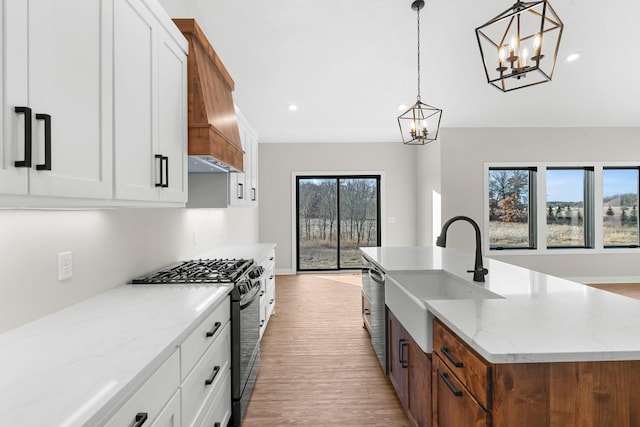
[{"left": 275, "top": 268, "right": 296, "bottom": 275}]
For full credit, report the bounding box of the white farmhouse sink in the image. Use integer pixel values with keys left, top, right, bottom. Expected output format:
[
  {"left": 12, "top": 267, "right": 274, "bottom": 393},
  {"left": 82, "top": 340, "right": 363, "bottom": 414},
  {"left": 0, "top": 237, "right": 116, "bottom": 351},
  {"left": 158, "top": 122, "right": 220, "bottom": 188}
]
[{"left": 385, "top": 270, "right": 503, "bottom": 352}]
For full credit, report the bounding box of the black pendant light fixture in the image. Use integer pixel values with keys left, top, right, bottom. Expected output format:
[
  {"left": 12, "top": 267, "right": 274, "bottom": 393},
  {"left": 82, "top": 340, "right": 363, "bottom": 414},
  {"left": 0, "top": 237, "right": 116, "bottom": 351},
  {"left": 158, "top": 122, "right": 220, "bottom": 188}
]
[
  {"left": 397, "top": 0, "right": 442, "bottom": 145},
  {"left": 475, "top": 1, "right": 564, "bottom": 92}
]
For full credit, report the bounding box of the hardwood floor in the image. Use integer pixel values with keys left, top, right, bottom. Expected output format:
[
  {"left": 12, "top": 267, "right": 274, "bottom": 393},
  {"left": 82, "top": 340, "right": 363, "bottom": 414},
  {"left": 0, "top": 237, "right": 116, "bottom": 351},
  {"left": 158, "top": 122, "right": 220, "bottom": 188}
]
[
  {"left": 242, "top": 273, "right": 409, "bottom": 427},
  {"left": 586, "top": 283, "right": 640, "bottom": 300}
]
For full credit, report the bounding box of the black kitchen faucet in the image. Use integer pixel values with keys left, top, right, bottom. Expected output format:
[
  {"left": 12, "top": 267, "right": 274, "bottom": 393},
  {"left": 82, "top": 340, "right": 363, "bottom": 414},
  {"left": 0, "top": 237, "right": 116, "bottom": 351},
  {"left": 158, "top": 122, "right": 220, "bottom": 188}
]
[{"left": 436, "top": 216, "right": 489, "bottom": 282}]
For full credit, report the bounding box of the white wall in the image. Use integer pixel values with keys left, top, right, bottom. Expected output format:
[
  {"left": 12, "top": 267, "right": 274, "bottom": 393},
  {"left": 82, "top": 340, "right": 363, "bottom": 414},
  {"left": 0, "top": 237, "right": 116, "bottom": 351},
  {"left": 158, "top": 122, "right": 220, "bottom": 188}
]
[
  {"left": 0, "top": 207, "right": 258, "bottom": 333},
  {"left": 437, "top": 127, "right": 640, "bottom": 281},
  {"left": 259, "top": 142, "right": 419, "bottom": 273}
]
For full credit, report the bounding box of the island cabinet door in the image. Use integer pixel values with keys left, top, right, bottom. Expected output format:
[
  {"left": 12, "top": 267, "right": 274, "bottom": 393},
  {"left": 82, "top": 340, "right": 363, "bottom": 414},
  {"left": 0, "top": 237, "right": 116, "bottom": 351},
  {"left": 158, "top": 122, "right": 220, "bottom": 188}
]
[
  {"left": 408, "top": 334, "right": 431, "bottom": 427},
  {"left": 388, "top": 309, "right": 409, "bottom": 408},
  {"left": 432, "top": 355, "right": 490, "bottom": 427}
]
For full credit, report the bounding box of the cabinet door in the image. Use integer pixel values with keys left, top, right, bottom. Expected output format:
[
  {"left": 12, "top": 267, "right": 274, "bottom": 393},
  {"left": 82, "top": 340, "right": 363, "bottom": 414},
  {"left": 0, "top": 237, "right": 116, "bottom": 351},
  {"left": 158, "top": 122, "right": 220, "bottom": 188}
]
[
  {"left": 1, "top": 0, "right": 112, "bottom": 199},
  {"left": 113, "top": 0, "right": 156, "bottom": 201},
  {"left": 157, "top": 26, "right": 187, "bottom": 203},
  {"left": 151, "top": 389, "right": 181, "bottom": 427},
  {"left": 248, "top": 129, "right": 258, "bottom": 206},
  {"left": 433, "top": 356, "right": 490, "bottom": 427},
  {"left": 408, "top": 335, "right": 432, "bottom": 427},
  {"left": 27, "top": 0, "right": 112, "bottom": 199},
  {"left": 0, "top": 0, "right": 28, "bottom": 194},
  {"left": 388, "top": 310, "right": 408, "bottom": 409}
]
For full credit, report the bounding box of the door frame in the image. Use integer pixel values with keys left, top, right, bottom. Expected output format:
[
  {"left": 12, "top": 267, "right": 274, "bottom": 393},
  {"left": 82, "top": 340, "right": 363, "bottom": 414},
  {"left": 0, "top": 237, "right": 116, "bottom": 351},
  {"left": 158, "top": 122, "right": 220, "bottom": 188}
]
[{"left": 291, "top": 170, "right": 386, "bottom": 271}]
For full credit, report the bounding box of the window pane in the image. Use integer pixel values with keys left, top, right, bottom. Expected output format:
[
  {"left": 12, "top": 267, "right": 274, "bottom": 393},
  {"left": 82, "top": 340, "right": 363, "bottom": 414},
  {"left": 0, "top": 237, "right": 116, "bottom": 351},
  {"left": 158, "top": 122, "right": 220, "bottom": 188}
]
[
  {"left": 339, "top": 178, "right": 379, "bottom": 268},
  {"left": 298, "top": 178, "right": 338, "bottom": 269},
  {"left": 546, "top": 169, "right": 587, "bottom": 247},
  {"left": 603, "top": 168, "right": 639, "bottom": 247},
  {"left": 488, "top": 168, "right": 534, "bottom": 249}
]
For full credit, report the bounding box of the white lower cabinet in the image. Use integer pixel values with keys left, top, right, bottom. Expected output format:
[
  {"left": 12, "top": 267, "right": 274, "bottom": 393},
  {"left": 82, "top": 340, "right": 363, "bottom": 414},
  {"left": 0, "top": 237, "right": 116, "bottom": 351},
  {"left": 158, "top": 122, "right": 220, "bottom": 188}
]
[
  {"left": 151, "top": 390, "right": 181, "bottom": 427},
  {"left": 181, "top": 321, "right": 231, "bottom": 427},
  {"left": 105, "top": 350, "right": 180, "bottom": 427},
  {"left": 104, "top": 296, "right": 231, "bottom": 427}
]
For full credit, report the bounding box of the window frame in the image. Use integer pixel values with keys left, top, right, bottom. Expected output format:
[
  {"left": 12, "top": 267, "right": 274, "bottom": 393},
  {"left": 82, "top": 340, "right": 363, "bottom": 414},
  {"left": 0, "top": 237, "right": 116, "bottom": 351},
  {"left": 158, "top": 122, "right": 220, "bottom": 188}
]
[
  {"left": 602, "top": 166, "right": 640, "bottom": 249},
  {"left": 487, "top": 167, "right": 538, "bottom": 251}
]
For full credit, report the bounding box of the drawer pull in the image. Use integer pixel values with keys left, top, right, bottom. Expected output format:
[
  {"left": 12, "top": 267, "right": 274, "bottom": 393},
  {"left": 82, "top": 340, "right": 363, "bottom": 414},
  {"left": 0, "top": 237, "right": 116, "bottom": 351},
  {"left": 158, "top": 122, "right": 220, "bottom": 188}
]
[
  {"left": 441, "top": 347, "right": 464, "bottom": 368},
  {"left": 133, "top": 412, "right": 148, "bottom": 427},
  {"left": 14, "top": 106, "right": 32, "bottom": 168},
  {"left": 205, "top": 321, "right": 222, "bottom": 338},
  {"left": 205, "top": 365, "right": 221, "bottom": 386},
  {"left": 399, "top": 339, "right": 408, "bottom": 368},
  {"left": 35, "top": 113, "right": 52, "bottom": 171},
  {"left": 439, "top": 372, "right": 463, "bottom": 397},
  {"left": 214, "top": 423, "right": 221, "bottom": 427},
  {"left": 260, "top": 319, "right": 265, "bottom": 328},
  {"left": 270, "top": 298, "right": 274, "bottom": 304}
]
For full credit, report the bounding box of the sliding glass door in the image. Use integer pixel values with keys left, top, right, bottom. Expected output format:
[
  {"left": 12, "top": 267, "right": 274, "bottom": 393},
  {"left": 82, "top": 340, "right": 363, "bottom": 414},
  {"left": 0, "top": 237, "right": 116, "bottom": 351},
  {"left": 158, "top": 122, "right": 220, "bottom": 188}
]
[{"left": 296, "top": 175, "right": 380, "bottom": 271}]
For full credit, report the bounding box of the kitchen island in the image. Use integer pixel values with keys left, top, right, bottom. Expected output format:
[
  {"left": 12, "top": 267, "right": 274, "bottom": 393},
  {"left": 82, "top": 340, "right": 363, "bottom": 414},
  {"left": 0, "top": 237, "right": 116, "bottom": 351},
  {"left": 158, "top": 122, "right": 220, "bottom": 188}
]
[{"left": 361, "top": 246, "right": 640, "bottom": 427}]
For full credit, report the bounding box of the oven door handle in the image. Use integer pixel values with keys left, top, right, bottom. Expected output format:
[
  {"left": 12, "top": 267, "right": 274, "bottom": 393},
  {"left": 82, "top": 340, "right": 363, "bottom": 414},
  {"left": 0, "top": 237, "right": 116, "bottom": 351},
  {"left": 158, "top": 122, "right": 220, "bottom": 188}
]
[{"left": 240, "top": 286, "right": 261, "bottom": 310}]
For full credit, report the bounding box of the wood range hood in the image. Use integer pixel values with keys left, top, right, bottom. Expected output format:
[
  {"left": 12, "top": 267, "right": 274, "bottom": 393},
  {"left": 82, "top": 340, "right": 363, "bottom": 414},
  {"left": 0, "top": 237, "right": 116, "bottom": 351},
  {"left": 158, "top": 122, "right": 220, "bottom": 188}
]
[{"left": 173, "top": 19, "right": 243, "bottom": 173}]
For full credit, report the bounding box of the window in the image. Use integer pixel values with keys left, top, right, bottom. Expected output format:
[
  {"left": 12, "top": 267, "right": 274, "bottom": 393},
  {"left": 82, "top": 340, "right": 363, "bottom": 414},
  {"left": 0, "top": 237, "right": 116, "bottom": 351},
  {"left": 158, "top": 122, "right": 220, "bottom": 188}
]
[
  {"left": 296, "top": 175, "right": 381, "bottom": 270},
  {"left": 486, "top": 163, "right": 639, "bottom": 253},
  {"left": 488, "top": 168, "right": 536, "bottom": 249},
  {"left": 603, "top": 167, "right": 639, "bottom": 247},
  {"left": 546, "top": 167, "right": 594, "bottom": 249}
]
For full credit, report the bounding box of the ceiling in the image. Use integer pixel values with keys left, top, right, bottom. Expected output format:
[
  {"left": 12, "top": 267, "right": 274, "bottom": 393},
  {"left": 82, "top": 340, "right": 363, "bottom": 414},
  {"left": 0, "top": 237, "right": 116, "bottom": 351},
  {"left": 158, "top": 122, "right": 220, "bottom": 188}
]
[{"left": 162, "top": 0, "right": 640, "bottom": 143}]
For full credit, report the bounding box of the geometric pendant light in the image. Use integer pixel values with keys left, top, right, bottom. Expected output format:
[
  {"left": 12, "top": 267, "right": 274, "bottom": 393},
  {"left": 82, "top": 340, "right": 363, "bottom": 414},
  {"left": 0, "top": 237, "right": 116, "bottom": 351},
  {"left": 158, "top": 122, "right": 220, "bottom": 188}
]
[
  {"left": 397, "top": 0, "right": 442, "bottom": 145},
  {"left": 475, "top": 1, "right": 564, "bottom": 92}
]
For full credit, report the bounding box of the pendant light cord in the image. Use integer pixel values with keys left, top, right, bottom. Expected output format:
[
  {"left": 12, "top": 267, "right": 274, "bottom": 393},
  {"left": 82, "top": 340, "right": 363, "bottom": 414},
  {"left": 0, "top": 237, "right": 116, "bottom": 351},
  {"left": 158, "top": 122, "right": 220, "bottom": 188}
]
[{"left": 416, "top": 4, "right": 421, "bottom": 102}]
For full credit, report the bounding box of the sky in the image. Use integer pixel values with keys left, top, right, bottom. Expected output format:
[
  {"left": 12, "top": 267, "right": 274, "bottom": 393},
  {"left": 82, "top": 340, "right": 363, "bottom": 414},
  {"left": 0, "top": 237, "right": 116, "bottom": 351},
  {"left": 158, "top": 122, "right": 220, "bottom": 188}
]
[{"left": 547, "top": 168, "right": 638, "bottom": 202}]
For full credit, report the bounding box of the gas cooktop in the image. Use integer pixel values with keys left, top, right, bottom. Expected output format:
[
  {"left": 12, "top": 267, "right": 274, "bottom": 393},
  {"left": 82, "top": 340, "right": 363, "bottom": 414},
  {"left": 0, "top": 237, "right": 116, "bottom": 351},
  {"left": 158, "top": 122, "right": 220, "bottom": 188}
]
[{"left": 130, "top": 258, "right": 254, "bottom": 284}]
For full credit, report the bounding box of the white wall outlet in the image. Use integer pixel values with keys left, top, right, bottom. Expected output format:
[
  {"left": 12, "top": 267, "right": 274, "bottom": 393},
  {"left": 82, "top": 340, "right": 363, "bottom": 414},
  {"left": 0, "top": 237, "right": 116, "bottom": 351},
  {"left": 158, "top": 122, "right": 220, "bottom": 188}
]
[{"left": 58, "top": 251, "right": 73, "bottom": 281}]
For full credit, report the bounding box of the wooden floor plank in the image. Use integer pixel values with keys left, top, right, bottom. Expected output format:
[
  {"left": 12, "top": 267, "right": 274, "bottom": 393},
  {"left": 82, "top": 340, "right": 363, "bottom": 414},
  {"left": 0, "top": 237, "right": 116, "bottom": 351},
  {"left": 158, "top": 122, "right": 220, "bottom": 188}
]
[
  {"left": 586, "top": 283, "right": 640, "bottom": 300},
  {"left": 242, "top": 273, "right": 408, "bottom": 427}
]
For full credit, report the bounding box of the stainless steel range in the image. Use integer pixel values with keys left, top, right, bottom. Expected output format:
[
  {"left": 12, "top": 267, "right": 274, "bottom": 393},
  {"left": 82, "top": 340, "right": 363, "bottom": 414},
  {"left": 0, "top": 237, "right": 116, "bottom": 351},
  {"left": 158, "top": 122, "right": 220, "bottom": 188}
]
[{"left": 130, "top": 258, "right": 261, "bottom": 427}]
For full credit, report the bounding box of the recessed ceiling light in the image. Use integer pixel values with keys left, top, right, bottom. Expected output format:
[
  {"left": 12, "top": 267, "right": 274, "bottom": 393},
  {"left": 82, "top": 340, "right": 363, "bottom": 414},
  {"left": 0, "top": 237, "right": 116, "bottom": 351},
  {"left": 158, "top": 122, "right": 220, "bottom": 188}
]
[
  {"left": 565, "top": 51, "right": 582, "bottom": 62},
  {"left": 397, "top": 104, "right": 407, "bottom": 111},
  {"left": 288, "top": 104, "right": 298, "bottom": 111}
]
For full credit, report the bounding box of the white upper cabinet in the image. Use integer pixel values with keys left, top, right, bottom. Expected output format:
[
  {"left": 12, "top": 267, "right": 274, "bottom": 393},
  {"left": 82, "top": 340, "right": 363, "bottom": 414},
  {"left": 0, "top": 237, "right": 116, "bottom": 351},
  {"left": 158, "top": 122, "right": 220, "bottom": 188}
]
[
  {"left": 0, "top": 0, "right": 187, "bottom": 207},
  {"left": 113, "top": 0, "right": 187, "bottom": 204},
  {"left": 0, "top": 0, "right": 112, "bottom": 200},
  {"left": 229, "top": 107, "right": 258, "bottom": 208}
]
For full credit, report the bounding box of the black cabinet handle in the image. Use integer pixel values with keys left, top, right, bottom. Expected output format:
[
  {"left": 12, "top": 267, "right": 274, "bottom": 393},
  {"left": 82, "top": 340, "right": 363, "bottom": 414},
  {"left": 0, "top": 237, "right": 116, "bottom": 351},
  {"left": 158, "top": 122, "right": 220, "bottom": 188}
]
[
  {"left": 205, "top": 365, "right": 221, "bottom": 386},
  {"left": 260, "top": 319, "right": 265, "bottom": 327},
  {"left": 269, "top": 275, "right": 274, "bottom": 280},
  {"left": 260, "top": 291, "right": 265, "bottom": 297},
  {"left": 35, "top": 113, "right": 51, "bottom": 171},
  {"left": 155, "top": 154, "right": 163, "bottom": 187},
  {"left": 205, "top": 321, "right": 222, "bottom": 338},
  {"left": 14, "top": 106, "right": 32, "bottom": 167},
  {"left": 441, "top": 347, "right": 464, "bottom": 368},
  {"left": 133, "top": 412, "right": 148, "bottom": 427},
  {"left": 237, "top": 182, "right": 244, "bottom": 199},
  {"left": 270, "top": 298, "right": 274, "bottom": 304},
  {"left": 162, "top": 156, "right": 169, "bottom": 187},
  {"left": 154, "top": 155, "right": 169, "bottom": 188},
  {"left": 214, "top": 423, "right": 221, "bottom": 427},
  {"left": 251, "top": 187, "right": 256, "bottom": 201},
  {"left": 439, "top": 372, "right": 463, "bottom": 397},
  {"left": 399, "top": 339, "right": 408, "bottom": 368}
]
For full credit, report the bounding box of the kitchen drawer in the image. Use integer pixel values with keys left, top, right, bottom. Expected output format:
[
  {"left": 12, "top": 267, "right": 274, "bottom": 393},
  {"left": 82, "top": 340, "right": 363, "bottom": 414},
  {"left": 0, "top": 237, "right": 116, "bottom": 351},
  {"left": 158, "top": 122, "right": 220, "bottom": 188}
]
[
  {"left": 105, "top": 350, "right": 180, "bottom": 427},
  {"left": 151, "top": 389, "right": 181, "bottom": 427},
  {"left": 195, "top": 369, "right": 232, "bottom": 427},
  {"left": 434, "top": 356, "right": 491, "bottom": 427},
  {"left": 181, "top": 297, "right": 230, "bottom": 380},
  {"left": 433, "top": 319, "right": 492, "bottom": 409},
  {"left": 181, "top": 321, "right": 231, "bottom": 427}
]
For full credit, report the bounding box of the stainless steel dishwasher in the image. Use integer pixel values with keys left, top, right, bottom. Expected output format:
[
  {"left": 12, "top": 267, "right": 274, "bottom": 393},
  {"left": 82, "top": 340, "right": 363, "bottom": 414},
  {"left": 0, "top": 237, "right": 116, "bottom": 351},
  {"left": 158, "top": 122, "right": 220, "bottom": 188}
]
[{"left": 361, "top": 255, "right": 387, "bottom": 374}]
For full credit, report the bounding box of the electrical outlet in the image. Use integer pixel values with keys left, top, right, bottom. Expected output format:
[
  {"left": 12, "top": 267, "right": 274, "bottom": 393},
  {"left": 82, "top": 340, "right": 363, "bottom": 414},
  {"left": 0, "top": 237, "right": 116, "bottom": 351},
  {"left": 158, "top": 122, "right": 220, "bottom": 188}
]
[{"left": 58, "top": 251, "right": 73, "bottom": 281}]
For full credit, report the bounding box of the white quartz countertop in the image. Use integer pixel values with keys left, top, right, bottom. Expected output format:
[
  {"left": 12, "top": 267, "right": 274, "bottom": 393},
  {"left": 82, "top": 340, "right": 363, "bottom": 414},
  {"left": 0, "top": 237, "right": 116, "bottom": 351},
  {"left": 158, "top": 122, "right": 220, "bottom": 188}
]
[
  {"left": 0, "top": 243, "right": 275, "bottom": 427},
  {"left": 361, "top": 246, "right": 640, "bottom": 364}
]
